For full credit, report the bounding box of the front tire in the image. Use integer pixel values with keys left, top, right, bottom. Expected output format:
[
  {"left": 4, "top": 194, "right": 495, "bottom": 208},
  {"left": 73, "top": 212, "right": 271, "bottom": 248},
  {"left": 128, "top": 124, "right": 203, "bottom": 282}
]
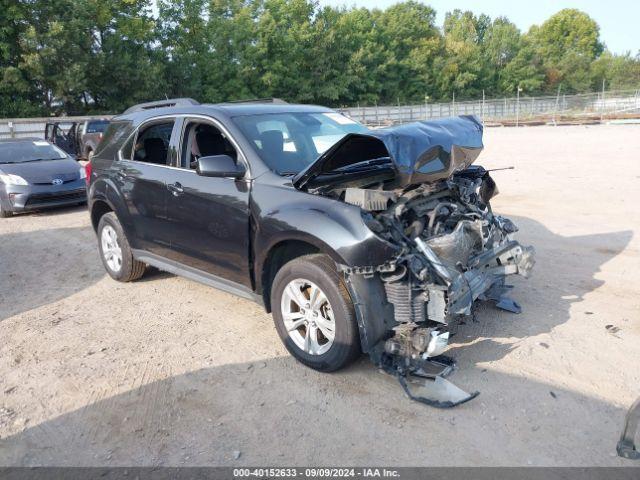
[
  {"left": 271, "top": 254, "right": 360, "bottom": 372},
  {"left": 0, "top": 204, "right": 11, "bottom": 218},
  {"left": 97, "top": 212, "right": 145, "bottom": 282}
]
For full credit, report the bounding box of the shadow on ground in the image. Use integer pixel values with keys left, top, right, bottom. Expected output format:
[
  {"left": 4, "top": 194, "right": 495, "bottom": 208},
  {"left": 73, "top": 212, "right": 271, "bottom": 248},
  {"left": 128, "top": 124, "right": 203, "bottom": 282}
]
[
  {"left": 0, "top": 223, "right": 104, "bottom": 321},
  {"left": 445, "top": 215, "right": 633, "bottom": 364},
  {"left": 0, "top": 356, "right": 630, "bottom": 466},
  {"left": 0, "top": 212, "right": 635, "bottom": 465}
]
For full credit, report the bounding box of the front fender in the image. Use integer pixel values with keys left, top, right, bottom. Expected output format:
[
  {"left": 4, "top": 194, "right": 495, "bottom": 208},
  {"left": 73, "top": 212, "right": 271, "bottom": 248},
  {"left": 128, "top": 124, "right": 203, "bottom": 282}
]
[
  {"left": 251, "top": 183, "right": 399, "bottom": 352},
  {"left": 252, "top": 184, "right": 400, "bottom": 283}
]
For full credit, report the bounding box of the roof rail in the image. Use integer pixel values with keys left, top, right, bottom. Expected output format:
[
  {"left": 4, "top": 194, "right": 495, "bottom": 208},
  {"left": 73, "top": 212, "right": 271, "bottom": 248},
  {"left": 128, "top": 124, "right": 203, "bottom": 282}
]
[
  {"left": 222, "top": 98, "right": 288, "bottom": 105},
  {"left": 122, "top": 98, "right": 200, "bottom": 114}
]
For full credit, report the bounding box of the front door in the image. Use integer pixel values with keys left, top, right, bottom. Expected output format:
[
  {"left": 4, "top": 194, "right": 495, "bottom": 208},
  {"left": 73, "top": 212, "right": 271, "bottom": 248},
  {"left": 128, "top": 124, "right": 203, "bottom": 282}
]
[{"left": 163, "top": 117, "right": 252, "bottom": 288}]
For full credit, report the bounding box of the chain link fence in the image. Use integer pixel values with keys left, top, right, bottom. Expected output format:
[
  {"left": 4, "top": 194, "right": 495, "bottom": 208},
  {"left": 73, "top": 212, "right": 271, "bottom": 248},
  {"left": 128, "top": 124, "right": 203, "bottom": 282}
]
[
  {"left": 1, "top": 89, "right": 639, "bottom": 139},
  {"left": 338, "top": 88, "right": 640, "bottom": 127}
]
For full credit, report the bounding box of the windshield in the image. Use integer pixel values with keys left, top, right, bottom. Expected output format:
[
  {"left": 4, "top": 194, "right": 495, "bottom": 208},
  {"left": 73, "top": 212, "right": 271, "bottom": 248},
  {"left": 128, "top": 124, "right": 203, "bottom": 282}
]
[
  {"left": 232, "top": 112, "right": 369, "bottom": 174},
  {"left": 86, "top": 120, "right": 110, "bottom": 133},
  {"left": 0, "top": 140, "right": 68, "bottom": 164}
]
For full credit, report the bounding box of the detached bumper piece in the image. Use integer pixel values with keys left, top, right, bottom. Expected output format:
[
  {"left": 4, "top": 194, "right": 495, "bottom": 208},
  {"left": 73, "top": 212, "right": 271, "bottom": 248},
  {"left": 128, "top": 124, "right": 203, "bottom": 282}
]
[
  {"left": 371, "top": 324, "right": 478, "bottom": 408},
  {"left": 396, "top": 357, "right": 479, "bottom": 409},
  {"left": 618, "top": 397, "right": 640, "bottom": 460}
]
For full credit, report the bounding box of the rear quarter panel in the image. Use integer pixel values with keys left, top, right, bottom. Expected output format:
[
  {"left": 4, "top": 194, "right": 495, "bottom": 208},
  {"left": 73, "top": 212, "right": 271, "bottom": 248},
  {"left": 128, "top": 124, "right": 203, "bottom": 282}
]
[{"left": 88, "top": 120, "right": 138, "bottom": 243}]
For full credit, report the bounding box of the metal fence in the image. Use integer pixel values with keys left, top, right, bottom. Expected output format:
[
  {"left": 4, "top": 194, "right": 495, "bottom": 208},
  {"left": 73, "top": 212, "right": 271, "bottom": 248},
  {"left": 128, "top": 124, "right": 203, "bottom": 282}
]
[
  {"left": 1, "top": 89, "right": 639, "bottom": 138},
  {"left": 338, "top": 88, "right": 640, "bottom": 126},
  {"left": 0, "top": 115, "right": 109, "bottom": 140}
]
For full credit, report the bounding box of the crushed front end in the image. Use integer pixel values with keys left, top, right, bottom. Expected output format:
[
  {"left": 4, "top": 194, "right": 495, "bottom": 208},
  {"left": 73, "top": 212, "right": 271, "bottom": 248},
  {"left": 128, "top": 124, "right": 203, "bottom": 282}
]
[
  {"left": 342, "top": 166, "right": 534, "bottom": 406},
  {"left": 297, "top": 115, "right": 535, "bottom": 407}
]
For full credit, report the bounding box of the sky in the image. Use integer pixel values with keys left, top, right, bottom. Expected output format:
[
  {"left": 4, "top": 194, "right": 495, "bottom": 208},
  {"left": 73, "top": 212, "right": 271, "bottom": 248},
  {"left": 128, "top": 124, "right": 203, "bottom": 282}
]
[{"left": 317, "top": 0, "right": 640, "bottom": 55}]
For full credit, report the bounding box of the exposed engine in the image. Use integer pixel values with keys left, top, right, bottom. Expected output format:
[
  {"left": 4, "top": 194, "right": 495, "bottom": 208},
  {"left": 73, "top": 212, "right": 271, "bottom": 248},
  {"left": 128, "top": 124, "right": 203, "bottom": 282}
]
[
  {"left": 337, "top": 165, "right": 535, "bottom": 364},
  {"left": 302, "top": 116, "right": 535, "bottom": 407}
]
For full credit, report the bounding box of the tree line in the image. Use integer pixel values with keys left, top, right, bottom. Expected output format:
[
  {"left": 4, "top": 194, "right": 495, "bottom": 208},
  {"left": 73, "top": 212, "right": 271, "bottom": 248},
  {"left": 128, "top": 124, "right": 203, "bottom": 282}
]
[{"left": 1, "top": 0, "right": 639, "bottom": 117}]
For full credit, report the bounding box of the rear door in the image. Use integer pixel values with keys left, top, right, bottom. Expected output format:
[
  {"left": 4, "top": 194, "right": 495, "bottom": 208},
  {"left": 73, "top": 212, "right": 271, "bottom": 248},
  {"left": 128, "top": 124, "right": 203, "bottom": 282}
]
[
  {"left": 114, "top": 118, "right": 177, "bottom": 258},
  {"left": 163, "top": 116, "right": 252, "bottom": 288},
  {"left": 52, "top": 123, "right": 78, "bottom": 156}
]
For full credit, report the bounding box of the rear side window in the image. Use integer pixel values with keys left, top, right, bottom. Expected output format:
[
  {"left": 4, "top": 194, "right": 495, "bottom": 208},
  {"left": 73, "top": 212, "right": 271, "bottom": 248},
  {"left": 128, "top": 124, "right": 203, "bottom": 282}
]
[
  {"left": 133, "top": 121, "right": 174, "bottom": 165},
  {"left": 86, "top": 120, "right": 109, "bottom": 133}
]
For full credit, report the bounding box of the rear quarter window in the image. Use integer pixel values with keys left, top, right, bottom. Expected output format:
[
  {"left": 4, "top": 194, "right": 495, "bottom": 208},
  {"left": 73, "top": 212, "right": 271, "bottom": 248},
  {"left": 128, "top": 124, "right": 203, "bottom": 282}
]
[{"left": 94, "top": 121, "right": 133, "bottom": 160}]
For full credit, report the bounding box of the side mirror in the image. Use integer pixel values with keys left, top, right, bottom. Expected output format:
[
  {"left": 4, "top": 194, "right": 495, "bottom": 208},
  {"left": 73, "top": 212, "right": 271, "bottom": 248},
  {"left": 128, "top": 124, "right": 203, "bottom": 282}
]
[{"left": 196, "top": 155, "right": 246, "bottom": 179}]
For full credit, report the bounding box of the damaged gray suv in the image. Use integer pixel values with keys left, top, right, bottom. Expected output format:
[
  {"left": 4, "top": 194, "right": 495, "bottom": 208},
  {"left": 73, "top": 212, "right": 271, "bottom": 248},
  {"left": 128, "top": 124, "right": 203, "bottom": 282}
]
[{"left": 88, "top": 99, "right": 534, "bottom": 407}]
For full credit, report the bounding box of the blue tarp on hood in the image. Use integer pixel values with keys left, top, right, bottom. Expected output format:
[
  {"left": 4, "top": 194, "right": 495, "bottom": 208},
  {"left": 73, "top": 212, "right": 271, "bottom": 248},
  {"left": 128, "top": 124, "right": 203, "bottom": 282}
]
[
  {"left": 293, "top": 115, "right": 484, "bottom": 189},
  {"left": 371, "top": 115, "right": 483, "bottom": 186}
]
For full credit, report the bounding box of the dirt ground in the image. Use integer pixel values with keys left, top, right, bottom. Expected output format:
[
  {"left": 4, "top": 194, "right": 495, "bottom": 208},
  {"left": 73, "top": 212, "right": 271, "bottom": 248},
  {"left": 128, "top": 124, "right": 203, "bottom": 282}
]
[{"left": 0, "top": 125, "right": 639, "bottom": 466}]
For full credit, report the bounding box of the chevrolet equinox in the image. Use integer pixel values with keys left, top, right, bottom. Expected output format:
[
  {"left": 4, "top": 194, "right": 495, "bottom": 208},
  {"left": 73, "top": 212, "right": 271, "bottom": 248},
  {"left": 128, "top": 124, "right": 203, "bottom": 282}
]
[{"left": 87, "top": 98, "right": 534, "bottom": 393}]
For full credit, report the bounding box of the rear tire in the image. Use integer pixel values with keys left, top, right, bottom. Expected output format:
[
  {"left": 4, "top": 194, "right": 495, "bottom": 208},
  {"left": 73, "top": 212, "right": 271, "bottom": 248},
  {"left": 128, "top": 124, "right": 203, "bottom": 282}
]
[
  {"left": 271, "top": 254, "right": 361, "bottom": 372},
  {"left": 0, "top": 204, "right": 11, "bottom": 218},
  {"left": 97, "top": 212, "right": 145, "bottom": 282}
]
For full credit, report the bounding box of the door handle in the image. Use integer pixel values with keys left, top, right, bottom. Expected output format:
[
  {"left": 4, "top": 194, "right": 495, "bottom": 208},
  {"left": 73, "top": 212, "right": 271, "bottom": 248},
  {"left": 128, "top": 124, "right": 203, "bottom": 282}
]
[{"left": 167, "top": 182, "right": 184, "bottom": 196}]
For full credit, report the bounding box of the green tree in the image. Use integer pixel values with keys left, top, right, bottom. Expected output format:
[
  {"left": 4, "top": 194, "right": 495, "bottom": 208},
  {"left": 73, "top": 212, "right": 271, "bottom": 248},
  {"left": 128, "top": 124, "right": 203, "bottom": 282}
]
[
  {"left": 15, "top": 0, "right": 160, "bottom": 114},
  {"left": 433, "top": 10, "right": 490, "bottom": 100},
  {"left": 500, "top": 33, "right": 545, "bottom": 95},
  {"left": 482, "top": 17, "right": 522, "bottom": 96},
  {"left": 376, "top": 1, "right": 441, "bottom": 103},
  {"left": 332, "top": 7, "right": 386, "bottom": 105},
  {"left": 590, "top": 51, "right": 640, "bottom": 91},
  {"left": 529, "top": 8, "right": 604, "bottom": 93},
  {"left": 0, "top": 0, "right": 42, "bottom": 116},
  {"left": 248, "top": 0, "right": 316, "bottom": 101},
  {"left": 2, "top": 1, "right": 639, "bottom": 117}
]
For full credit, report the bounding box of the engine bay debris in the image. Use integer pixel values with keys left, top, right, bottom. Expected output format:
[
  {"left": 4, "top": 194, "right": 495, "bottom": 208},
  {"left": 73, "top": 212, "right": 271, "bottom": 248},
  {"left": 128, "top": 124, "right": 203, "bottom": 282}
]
[{"left": 324, "top": 117, "right": 535, "bottom": 407}]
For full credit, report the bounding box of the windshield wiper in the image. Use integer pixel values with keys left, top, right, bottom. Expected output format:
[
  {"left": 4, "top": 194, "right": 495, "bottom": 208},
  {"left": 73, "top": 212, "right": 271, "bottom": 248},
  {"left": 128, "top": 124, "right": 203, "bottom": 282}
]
[
  {"left": 279, "top": 157, "right": 392, "bottom": 177},
  {"left": 296, "top": 159, "right": 393, "bottom": 179},
  {"left": 334, "top": 157, "right": 392, "bottom": 172},
  {"left": 19, "top": 157, "right": 67, "bottom": 163}
]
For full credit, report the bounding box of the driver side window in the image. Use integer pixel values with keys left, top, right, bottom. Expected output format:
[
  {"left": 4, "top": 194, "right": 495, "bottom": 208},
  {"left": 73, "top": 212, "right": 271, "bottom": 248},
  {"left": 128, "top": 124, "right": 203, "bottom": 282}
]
[{"left": 179, "top": 120, "right": 237, "bottom": 170}]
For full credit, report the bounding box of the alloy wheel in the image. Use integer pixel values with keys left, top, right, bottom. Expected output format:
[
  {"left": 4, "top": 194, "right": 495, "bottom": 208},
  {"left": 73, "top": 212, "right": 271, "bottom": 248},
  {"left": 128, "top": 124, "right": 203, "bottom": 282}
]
[
  {"left": 280, "top": 278, "right": 336, "bottom": 355},
  {"left": 101, "top": 224, "right": 123, "bottom": 272}
]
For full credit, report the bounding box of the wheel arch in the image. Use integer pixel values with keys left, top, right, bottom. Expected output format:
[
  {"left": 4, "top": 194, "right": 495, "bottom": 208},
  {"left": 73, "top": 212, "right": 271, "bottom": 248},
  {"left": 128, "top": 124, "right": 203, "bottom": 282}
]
[
  {"left": 90, "top": 199, "right": 113, "bottom": 232},
  {"left": 258, "top": 233, "right": 351, "bottom": 313}
]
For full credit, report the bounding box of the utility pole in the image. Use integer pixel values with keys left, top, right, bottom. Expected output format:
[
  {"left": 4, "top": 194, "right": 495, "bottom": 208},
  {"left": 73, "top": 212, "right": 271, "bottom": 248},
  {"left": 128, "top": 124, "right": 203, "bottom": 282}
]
[
  {"left": 516, "top": 85, "right": 522, "bottom": 127},
  {"left": 601, "top": 78, "right": 606, "bottom": 123},
  {"left": 452, "top": 91, "right": 455, "bottom": 116},
  {"left": 481, "top": 89, "right": 485, "bottom": 123},
  {"left": 553, "top": 84, "right": 561, "bottom": 126}
]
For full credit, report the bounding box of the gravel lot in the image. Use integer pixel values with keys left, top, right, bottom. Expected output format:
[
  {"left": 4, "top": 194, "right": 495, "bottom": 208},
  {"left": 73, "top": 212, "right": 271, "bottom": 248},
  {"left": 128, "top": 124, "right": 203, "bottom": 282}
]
[{"left": 0, "top": 125, "right": 639, "bottom": 466}]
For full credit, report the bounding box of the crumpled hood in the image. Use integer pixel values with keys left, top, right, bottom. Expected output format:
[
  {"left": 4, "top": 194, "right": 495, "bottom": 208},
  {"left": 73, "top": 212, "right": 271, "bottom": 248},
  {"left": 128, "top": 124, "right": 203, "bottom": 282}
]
[
  {"left": 293, "top": 115, "right": 483, "bottom": 189},
  {"left": 0, "top": 157, "right": 81, "bottom": 184}
]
